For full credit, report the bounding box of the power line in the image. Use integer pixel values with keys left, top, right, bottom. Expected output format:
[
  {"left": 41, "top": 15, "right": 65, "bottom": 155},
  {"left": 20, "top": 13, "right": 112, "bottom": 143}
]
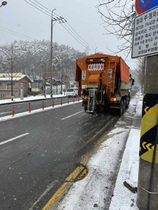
[
  {"left": 64, "top": 22, "right": 94, "bottom": 50},
  {"left": 24, "top": 0, "right": 50, "bottom": 17},
  {"left": 52, "top": 8, "right": 94, "bottom": 50},
  {"left": 0, "top": 26, "right": 35, "bottom": 40},
  {"left": 31, "top": 0, "right": 62, "bottom": 17},
  {"left": 24, "top": 0, "right": 94, "bottom": 50},
  {"left": 24, "top": 0, "right": 59, "bottom": 19},
  {"left": 60, "top": 23, "right": 90, "bottom": 49}
]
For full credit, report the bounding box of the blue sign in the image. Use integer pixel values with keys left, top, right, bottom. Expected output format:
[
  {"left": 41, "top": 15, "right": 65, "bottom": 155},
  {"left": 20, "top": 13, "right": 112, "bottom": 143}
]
[{"left": 135, "top": 0, "right": 158, "bottom": 14}]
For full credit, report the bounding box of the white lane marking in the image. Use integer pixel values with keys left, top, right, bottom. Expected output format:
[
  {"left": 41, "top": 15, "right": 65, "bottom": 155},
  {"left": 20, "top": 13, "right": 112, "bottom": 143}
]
[
  {"left": 61, "top": 111, "right": 83, "bottom": 121},
  {"left": 0, "top": 133, "right": 30, "bottom": 146},
  {"left": 0, "top": 112, "right": 11, "bottom": 115}
]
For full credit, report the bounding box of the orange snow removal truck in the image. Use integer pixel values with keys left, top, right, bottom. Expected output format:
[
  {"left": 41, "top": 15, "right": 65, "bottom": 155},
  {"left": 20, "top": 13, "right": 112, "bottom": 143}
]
[{"left": 76, "top": 53, "right": 134, "bottom": 115}]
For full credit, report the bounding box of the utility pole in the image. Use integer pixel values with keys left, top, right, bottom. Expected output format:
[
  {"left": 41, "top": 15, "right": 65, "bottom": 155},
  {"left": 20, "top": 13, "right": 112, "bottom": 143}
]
[
  {"left": 50, "top": 9, "right": 66, "bottom": 98},
  {"left": 50, "top": 9, "right": 55, "bottom": 98},
  {"left": 131, "top": 4, "right": 158, "bottom": 210},
  {"left": 137, "top": 55, "right": 158, "bottom": 210},
  {"left": 10, "top": 44, "right": 14, "bottom": 101},
  {"left": 60, "top": 72, "right": 62, "bottom": 94}
]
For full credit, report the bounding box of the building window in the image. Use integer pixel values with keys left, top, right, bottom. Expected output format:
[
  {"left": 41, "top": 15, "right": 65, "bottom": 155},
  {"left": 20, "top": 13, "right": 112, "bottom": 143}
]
[
  {"left": 0, "top": 93, "right": 5, "bottom": 99},
  {"left": 22, "top": 83, "right": 27, "bottom": 88},
  {"left": 7, "top": 82, "right": 15, "bottom": 86}
]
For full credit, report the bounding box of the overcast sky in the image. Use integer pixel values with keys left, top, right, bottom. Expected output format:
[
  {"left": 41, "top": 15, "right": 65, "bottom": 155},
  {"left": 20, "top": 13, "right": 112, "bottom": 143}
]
[{"left": 0, "top": 0, "right": 136, "bottom": 70}]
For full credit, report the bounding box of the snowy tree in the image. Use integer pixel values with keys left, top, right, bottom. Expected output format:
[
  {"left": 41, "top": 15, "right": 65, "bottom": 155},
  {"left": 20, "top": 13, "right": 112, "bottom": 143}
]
[{"left": 0, "top": 40, "right": 86, "bottom": 80}]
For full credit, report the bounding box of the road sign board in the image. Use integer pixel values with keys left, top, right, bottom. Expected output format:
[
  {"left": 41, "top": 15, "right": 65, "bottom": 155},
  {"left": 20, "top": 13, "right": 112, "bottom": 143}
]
[
  {"left": 135, "top": 0, "right": 158, "bottom": 14},
  {"left": 131, "top": 6, "right": 158, "bottom": 58}
]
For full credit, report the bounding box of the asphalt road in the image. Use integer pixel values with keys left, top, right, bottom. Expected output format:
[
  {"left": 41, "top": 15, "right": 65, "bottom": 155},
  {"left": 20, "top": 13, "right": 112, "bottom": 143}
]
[{"left": 0, "top": 102, "right": 119, "bottom": 210}]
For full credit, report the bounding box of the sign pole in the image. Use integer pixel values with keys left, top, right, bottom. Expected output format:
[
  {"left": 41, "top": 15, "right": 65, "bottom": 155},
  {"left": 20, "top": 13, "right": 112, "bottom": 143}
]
[
  {"left": 137, "top": 55, "right": 158, "bottom": 209},
  {"left": 132, "top": 2, "right": 158, "bottom": 209}
]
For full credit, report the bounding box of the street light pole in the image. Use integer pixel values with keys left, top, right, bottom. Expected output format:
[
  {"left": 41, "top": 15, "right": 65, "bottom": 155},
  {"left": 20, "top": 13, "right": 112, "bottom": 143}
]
[{"left": 0, "top": 1, "right": 7, "bottom": 8}]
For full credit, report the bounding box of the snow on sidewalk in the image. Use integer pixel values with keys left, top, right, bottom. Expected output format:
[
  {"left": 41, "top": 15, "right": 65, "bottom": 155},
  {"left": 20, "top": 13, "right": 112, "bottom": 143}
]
[
  {"left": 109, "top": 128, "right": 140, "bottom": 210},
  {"left": 109, "top": 96, "right": 142, "bottom": 210},
  {"left": 0, "top": 94, "right": 66, "bottom": 105},
  {"left": 55, "top": 92, "right": 142, "bottom": 210},
  {"left": 56, "top": 126, "right": 131, "bottom": 210}
]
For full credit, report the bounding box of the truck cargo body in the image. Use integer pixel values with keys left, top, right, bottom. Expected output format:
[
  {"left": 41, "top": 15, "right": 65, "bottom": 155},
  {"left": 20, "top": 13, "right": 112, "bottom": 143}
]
[{"left": 76, "top": 53, "right": 131, "bottom": 115}]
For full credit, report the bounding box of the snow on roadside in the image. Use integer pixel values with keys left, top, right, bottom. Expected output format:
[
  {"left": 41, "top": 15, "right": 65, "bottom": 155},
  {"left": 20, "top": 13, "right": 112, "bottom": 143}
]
[
  {"left": 56, "top": 91, "right": 142, "bottom": 210},
  {"left": 0, "top": 100, "right": 81, "bottom": 122},
  {"left": 57, "top": 127, "right": 130, "bottom": 210},
  {"left": 109, "top": 128, "right": 140, "bottom": 210},
  {"left": 0, "top": 94, "right": 66, "bottom": 104},
  {"left": 109, "top": 94, "right": 142, "bottom": 210}
]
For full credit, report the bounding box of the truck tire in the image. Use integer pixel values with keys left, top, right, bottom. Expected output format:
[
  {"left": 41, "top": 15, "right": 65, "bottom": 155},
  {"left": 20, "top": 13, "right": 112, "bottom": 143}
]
[
  {"left": 119, "top": 100, "right": 124, "bottom": 116},
  {"left": 84, "top": 106, "right": 87, "bottom": 112},
  {"left": 125, "top": 96, "right": 130, "bottom": 108}
]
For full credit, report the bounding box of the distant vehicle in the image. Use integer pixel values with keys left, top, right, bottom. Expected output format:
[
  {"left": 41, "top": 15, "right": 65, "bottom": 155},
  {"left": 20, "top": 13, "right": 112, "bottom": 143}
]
[{"left": 65, "top": 87, "right": 78, "bottom": 97}]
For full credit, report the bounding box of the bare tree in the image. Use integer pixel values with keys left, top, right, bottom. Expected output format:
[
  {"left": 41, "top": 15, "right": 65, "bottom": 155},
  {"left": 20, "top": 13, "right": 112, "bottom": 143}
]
[{"left": 97, "top": 0, "right": 136, "bottom": 57}]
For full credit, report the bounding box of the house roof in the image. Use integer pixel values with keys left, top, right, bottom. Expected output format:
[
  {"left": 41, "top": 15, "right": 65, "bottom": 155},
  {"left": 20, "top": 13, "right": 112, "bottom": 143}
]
[{"left": 0, "top": 74, "right": 32, "bottom": 82}]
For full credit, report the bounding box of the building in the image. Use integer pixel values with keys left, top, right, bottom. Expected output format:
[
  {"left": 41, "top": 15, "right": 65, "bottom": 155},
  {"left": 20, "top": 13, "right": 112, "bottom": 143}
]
[
  {"left": 31, "top": 79, "right": 43, "bottom": 95},
  {"left": 0, "top": 73, "right": 32, "bottom": 99},
  {"left": 43, "top": 72, "right": 70, "bottom": 94}
]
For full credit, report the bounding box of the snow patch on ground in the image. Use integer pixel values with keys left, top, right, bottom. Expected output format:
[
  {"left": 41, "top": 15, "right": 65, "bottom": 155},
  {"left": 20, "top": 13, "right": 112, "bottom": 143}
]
[
  {"left": 57, "top": 127, "right": 130, "bottom": 210},
  {"left": 109, "top": 129, "right": 140, "bottom": 210},
  {"left": 0, "top": 94, "right": 65, "bottom": 104},
  {"left": 56, "top": 91, "right": 142, "bottom": 210}
]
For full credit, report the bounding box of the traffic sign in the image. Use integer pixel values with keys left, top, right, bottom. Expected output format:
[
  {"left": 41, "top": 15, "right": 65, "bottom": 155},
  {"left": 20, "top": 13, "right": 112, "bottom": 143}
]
[
  {"left": 135, "top": 0, "right": 158, "bottom": 14},
  {"left": 132, "top": 6, "right": 158, "bottom": 58}
]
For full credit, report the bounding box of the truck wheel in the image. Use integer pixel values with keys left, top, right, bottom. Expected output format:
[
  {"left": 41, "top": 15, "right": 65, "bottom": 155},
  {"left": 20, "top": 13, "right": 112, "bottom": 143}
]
[
  {"left": 122, "top": 100, "right": 125, "bottom": 113},
  {"left": 119, "top": 100, "right": 124, "bottom": 116},
  {"left": 126, "top": 96, "right": 130, "bottom": 108}
]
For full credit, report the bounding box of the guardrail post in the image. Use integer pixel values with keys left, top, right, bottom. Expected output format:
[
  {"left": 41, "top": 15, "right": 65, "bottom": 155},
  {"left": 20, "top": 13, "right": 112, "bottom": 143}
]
[
  {"left": 12, "top": 104, "right": 14, "bottom": 116},
  {"left": 61, "top": 98, "right": 62, "bottom": 105},
  {"left": 29, "top": 102, "right": 31, "bottom": 113},
  {"left": 52, "top": 99, "right": 54, "bottom": 107},
  {"left": 42, "top": 100, "right": 44, "bottom": 110},
  {"left": 67, "top": 97, "right": 69, "bottom": 104}
]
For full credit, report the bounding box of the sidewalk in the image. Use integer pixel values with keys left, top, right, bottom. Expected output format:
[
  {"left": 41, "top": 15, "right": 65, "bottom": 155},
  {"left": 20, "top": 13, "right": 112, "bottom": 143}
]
[
  {"left": 0, "top": 94, "right": 66, "bottom": 105},
  {"left": 54, "top": 91, "right": 142, "bottom": 210},
  {"left": 109, "top": 98, "right": 142, "bottom": 210}
]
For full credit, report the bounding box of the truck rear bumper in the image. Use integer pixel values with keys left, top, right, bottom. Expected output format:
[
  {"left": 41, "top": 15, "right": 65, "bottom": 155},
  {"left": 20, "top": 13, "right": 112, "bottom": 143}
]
[{"left": 110, "top": 103, "right": 120, "bottom": 109}]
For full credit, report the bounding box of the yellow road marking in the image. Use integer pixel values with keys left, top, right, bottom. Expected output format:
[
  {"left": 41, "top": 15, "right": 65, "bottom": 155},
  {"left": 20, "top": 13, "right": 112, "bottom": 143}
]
[
  {"left": 42, "top": 133, "right": 108, "bottom": 210},
  {"left": 42, "top": 154, "right": 89, "bottom": 210}
]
